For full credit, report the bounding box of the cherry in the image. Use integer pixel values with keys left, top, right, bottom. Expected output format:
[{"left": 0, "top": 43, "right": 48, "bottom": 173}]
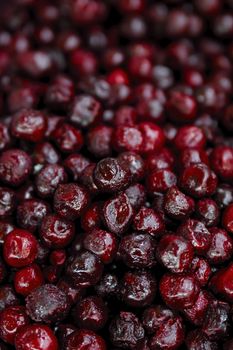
[
  {"left": 54, "top": 183, "right": 89, "bottom": 221},
  {"left": 0, "top": 149, "right": 32, "bottom": 187},
  {"left": 118, "top": 152, "right": 145, "bottom": 182},
  {"left": 160, "top": 273, "right": 200, "bottom": 310},
  {"left": 64, "top": 154, "right": 90, "bottom": 181},
  {"left": 0, "top": 306, "right": 29, "bottom": 344},
  {"left": 3, "top": 229, "right": 38, "bottom": 268},
  {"left": 14, "top": 263, "right": 44, "bottom": 296},
  {"left": 46, "top": 75, "right": 74, "bottom": 111},
  {"left": 11, "top": 109, "right": 47, "bottom": 142},
  {"left": 177, "top": 219, "right": 211, "bottom": 254},
  {"left": 142, "top": 305, "right": 174, "bottom": 334},
  {"left": 102, "top": 193, "right": 133, "bottom": 235},
  {"left": 112, "top": 125, "right": 144, "bottom": 153},
  {"left": 81, "top": 202, "right": 102, "bottom": 232},
  {"left": 206, "top": 227, "right": 233, "bottom": 265},
  {"left": 87, "top": 126, "right": 112, "bottom": 158},
  {"left": 164, "top": 186, "right": 195, "bottom": 220},
  {"left": 109, "top": 312, "right": 144, "bottom": 349},
  {"left": 66, "top": 251, "right": 103, "bottom": 288},
  {"left": 157, "top": 234, "right": 194, "bottom": 273},
  {"left": 174, "top": 126, "right": 206, "bottom": 150},
  {"left": 222, "top": 204, "right": 233, "bottom": 234},
  {"left": 93, "top": 157, "right": 130, "bottom": 193},
  {"left": 69, "top": 95, "right": 102, "bottom": 128},
  {"left": 35, "top": 164, "right": 67, "bottom": 198},
  {"left": 210, "top": 264, "right": 233, "bottom": 302},
  {"left": 26, "top": 284, "right": 69, "bottom": 323},
  {"left": 196, "top": 198, "right": 220, "bottom": 227},
  {"left": 121, "top": 270, "right": 157, "bottom": 308},
  {"left": 202, "top": 300, "right": 230, "bottom": 340},
  {"left": 17, "top": 199, "right": 50, "bottom": 232},
  {"left": 186, "top": 330, "right": 218, "bottom": 350},
  {"left": 146, "top": 168, "right": 177, "bottom": 194},
  {"left": 83, "top": 228, "right": 117, "bottom": 264},
  {"left": 183, "top": 290, "right": 210, "bottom": 326},
  {"left": 167, "top": 91, "right": 197, "bottom": 123},
  {"left": 124, "top": 183, "right": 146, "bottom": 210},
  {"left": 190, "top": 256, "right": 212, "bottom": 286},
  {"left": 52, "top": 123, "right": 83, "bottom": 153},
  {"left": 73, "top": 296, "right": 108, "bottom": 331},
  {"left": 118, "top": 233, "right": 156, "bottom": 269},
  {"left": 70, "top": 49, "right": 98, "bottom": 77},
  {"left": 15, "top": 324, "right": 58, "bottom": 350},
  {"left": 210, "top": 146, "right": 233, "bottom": 182},
  {"left": 40, "top": 214, "right": 75, "bottom": 248},
  {"left": 65, "top": 329, "right": 106, "bottom": 350},
  {"left": 179, "top": 163, "right": 218, "bottom": 199},
  {"left": 149, "top": 316, "right": 185, "bottom": 350},
  {"left": 133, "top": 206, "right": 164, "bottom": 236}
]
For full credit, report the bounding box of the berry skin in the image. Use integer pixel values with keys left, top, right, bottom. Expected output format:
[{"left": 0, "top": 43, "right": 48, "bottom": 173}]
[
  {"left": 15, "top": 324, "right": 59, "bottom": 350},
  {"left": 26, "top": 284, "right": 69, "bottom": 323},
  {"left": 0, "top": 149, "right": 32, "bottom": 187},
  {"left": 14, "top": 263, "right": 44, "bottom": 296},
  {"left": 65, "top": 329, "right": 106, "bottom": 350},
  {"left": 11, "top": 109, "right": 47, "bottom": 142},
  {"left": 0, "top": 306, "right": 29, "bottom": 344},
  {"left": 54, "top": 183, "right": 89, "bottom": 221},
  {"left": 3, "top": 229, "right": 38, "bottom": 268}
]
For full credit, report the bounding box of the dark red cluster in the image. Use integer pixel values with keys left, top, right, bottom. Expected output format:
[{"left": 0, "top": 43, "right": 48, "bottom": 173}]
[{"left": 0, "top": 0, "right": 233, "bottom": 349}]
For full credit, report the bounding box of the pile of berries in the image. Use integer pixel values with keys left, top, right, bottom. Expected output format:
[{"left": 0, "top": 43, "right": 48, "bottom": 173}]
[{"left": 0, "top": 0, "right": 233, "bottom": 349}]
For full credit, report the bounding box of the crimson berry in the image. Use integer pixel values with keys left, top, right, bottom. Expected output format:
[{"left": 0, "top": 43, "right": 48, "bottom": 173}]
[
  {"left": 190, "top": 256, "right": 212, "bottom": 286},
  {"left": 87, "top": 126, "right": 112, "bottom": 158},
  {"left": 3, "top": 229, "right": 38, "bottom": 268},
  {"left": 142, "top": 305, "right": 174, "bottom": 334},
  {"left": 73, "top": 296, "right": 108, "bottom": 331},
  {"left": 157, "top": 234, "right": 194, "bottom": 273},
  {"left": 81, "top": 202, "right": 102, "bottom": 232},
  {"left": 202, "top": 300, "right": 230, "bottom": 340},
  {"left": 124, "top": 183, "right": 146, "bottom": 210},
  {"left": 146, "top": 169, "right": 177, "bottom": 194},
  {"left": 164, "top": 186, "right": 195, "bottom": 220},
  {"left": 79, "top": 164, "right": 99, "bottom": 195},
  {"left": 107, "top": 69, "right": 129, "bottom": 85},
  {"left": 167, "top": 91, "right": 197, "bottom": 123},
  {"left": 222, "top": 204, "right": 233, "bottom": 234},
  {"left": 109, "top": 312, "right": 144, "bottom": 349},
  {"left": 33, "top": 142, "right": 60, "bottom": 165},
  {"left": 66, "top": 251, "right": 103, "bottom": 288},
  {"left": 15, "top": 324, "right": 58, "bottom": 350},
  {"left": 64, "top": 153, "right": 90, "bottom": 181},
  {"left": 149, "top": 316, "right": 185, "bottom": 350},
  {"left": 93, "top": 158, "right": 131, "bottom": 193},
  {"left": 179, "top": 163, "right": 218, "bottom": 198},
  {"left": 118, "top": 233, "right": 156, "bottom": 269},
  {"left": 174, "top": 125, "right": 206, "bottom": 150},
  {"left": 17, "top": 199, "right": 51, "bottom": 232},
  {"left": 114, "top": 106, "right": 137, "bottom": 126},
  {"left": 69, "top": 95, "right": 102, "bottom": 128},
  {"left": 26, "top": 284, "right": 69, "bottom": 323},
  {"left": 0, "top": 306, "right": 29, "bottom": 344},
  {"left": 14, "top": 263, "right": 43, "bottom": 296},
  {"left": 35, "top": 164, "right": 67, "bottom": 198},
  {"left": 186, "top": 330, "right": 218, "bottom": 350},
  {"left": 210, "top": 146, "right": 233, "bottom": 181},
  {"left": 133, "top": 206, "right": 164, "bottom": 236},
  {"left": 103, "top": 193, "right": 133, "bottom": 235},
  {"left": 118, "top": 152, "right": 145, "bottom": 182},
  {"left": 95, "top": 273, "right": 119, "bottom": 298},
  {"left": 210, "top": 264, "right": 233, "bottom": 302},
  {"left": 17, "top": 50, "right": 53, "bottom": 78},
  {"left": 83, "top": 228, "right": 117, "bottom": 264},
  {"left": 196, "top": 198, "right": 220, "bottom": 227},
  {"left": 121, "top": 270, "right": 157, "bottom": 308},
  {"left": 52, "top": 123, "right": 83, "bottom": 153},
  {"left": 40, "top": 214, "right": 75, "bottom": 248},
  {"left": 11, "top": 109, "right": 47, "bottom": 142},
  {"left": 145, "top": 148, "right": 174, "bottom": 172},
  {"left": 65, "top": 329, "right": 106, "bottom": 350},
  {"left": 183, "top": 290, "right": 210, "bottom": 326},
  {"left": 0, "top": 149, "right": 32, "bottom": 187},
  {"left": 112, "top": 125, "right": 144, "bottom": 153},
  {"left": 139, "top": 122, "right": 165, "bottom": 154},
  {"left": 54, "top": 183, "right": 89, "bottom": 221},
  {"left": 177, "top": 219, "right": 211, "bottom": 254},
  {"left": 206, "top": 227, "right": 233, "bottom": 265},
  {"left": 160, "top": 273, "right": 200, "bottom": 310},
  {"left": 70, "top": 49, "right": 98, "bottom": 77},
  {"left": 46, "top": 75, "right": 75, "bottom": 111}
]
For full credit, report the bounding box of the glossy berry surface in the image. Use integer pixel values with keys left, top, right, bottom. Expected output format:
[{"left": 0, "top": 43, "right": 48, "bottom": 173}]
[{"left": 0, "top": 1, "right": 233, "bottom": 348}]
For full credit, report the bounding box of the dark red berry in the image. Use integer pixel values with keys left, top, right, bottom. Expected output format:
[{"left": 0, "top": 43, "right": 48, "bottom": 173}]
[
  {"left": 0, "top": 306, "right": 29, "bottom": 344},
  {"left": 15, "top": 324, "right": 58, "bottom": 350}
]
